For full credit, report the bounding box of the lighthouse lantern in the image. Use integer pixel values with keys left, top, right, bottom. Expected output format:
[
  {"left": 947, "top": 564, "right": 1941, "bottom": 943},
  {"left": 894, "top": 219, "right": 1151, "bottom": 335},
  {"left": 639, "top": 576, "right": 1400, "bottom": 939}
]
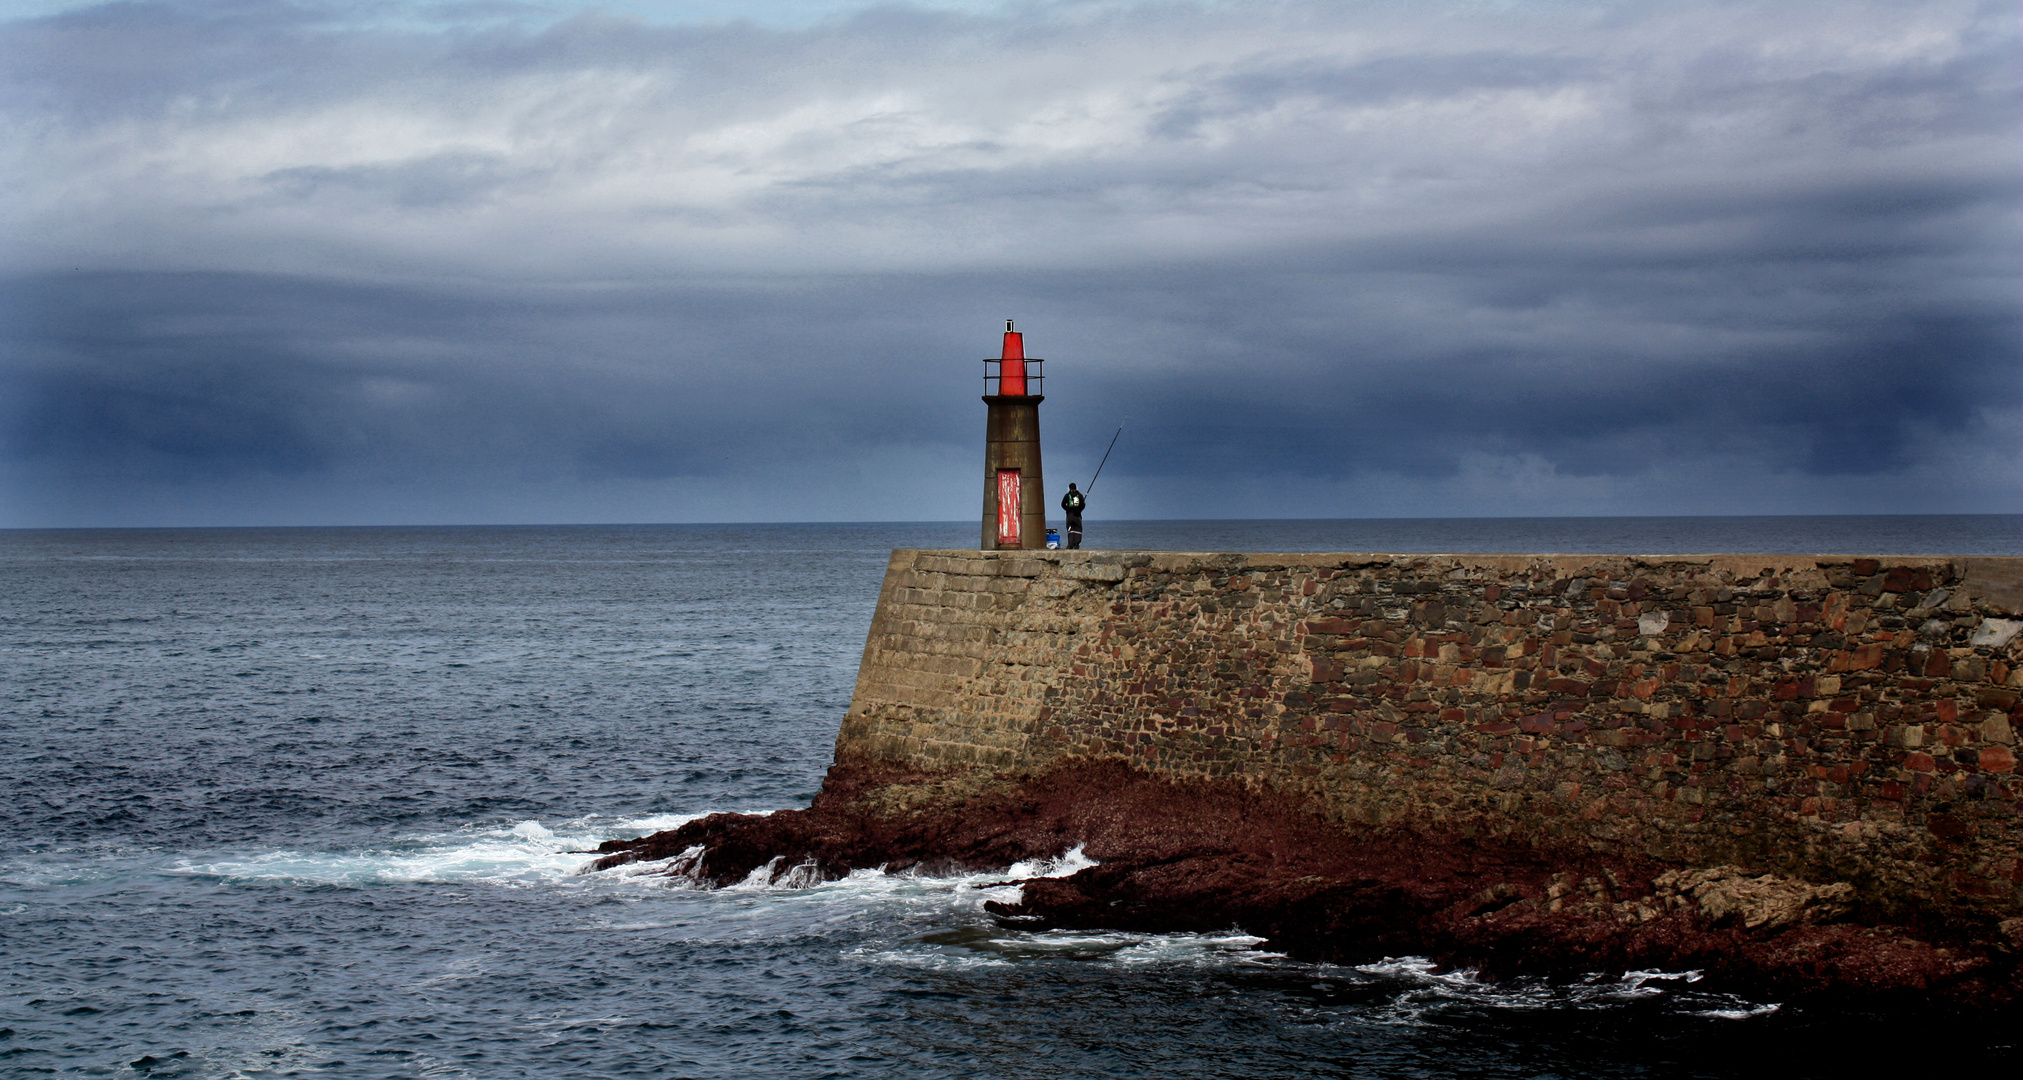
[{"left": 983, "top": 321, "right": 1042, "bottom": 398}]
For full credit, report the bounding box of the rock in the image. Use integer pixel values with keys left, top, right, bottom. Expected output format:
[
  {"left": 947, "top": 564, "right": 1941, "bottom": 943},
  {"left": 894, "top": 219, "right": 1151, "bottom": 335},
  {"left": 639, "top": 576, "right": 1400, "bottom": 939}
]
[
  {"left": 1971, "top": 618, "right": 2023, "bottom": 649},
  {"left": 1654, "top": 866, "right": 1855, "bottom": 931},
  {"left": 586, "top": 756, "right": 2023, "bottom": 1013},
  {"left": 1061, "top": 559, "right": 1127, "bottom": 582},
  {"left": 1467, "top": 882, "right": 1524, "bottom": 915},
  {"left": 1910, "top": 589, "right": 1953, "bottom": 617},
  {"left": 1999, "top": 918, "right": 2023, "bottom": 952}
]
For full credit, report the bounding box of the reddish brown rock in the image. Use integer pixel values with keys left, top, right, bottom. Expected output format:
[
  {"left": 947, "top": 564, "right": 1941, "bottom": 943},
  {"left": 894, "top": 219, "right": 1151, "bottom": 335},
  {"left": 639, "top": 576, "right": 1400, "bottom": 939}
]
[{"left": 590, "top": 755, "right": 2020, "bottom": 1013}]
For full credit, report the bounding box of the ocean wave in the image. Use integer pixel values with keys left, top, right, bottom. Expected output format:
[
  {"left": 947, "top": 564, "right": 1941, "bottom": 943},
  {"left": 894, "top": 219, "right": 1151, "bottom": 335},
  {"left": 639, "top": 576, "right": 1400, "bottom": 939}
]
[
  {"left": 863, "top": 926, "right": 1279, "bottom": 972},
  {"left": 1348, "top": 957, "right": 1777, "bottom": 1023},
  {"left": 96, "top": 816, "right": 1785, "bottom": 1024},
  {"left": 163, "top": 811, "right": 716, "bottom": 887}
]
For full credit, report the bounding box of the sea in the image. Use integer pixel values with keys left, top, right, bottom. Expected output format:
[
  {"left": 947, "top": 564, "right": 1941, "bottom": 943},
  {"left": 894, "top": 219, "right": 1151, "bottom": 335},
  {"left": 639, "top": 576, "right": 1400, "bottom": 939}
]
[{"left": 3, "top": 517, "right": 2019, "bottom": 1079}]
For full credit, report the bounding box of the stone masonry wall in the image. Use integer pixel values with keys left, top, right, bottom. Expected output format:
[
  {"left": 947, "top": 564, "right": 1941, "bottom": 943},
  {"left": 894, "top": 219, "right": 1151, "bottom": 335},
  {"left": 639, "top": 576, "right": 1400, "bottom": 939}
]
[{"left": 838, "top": 549, "right": 2023, "bottom": 922}]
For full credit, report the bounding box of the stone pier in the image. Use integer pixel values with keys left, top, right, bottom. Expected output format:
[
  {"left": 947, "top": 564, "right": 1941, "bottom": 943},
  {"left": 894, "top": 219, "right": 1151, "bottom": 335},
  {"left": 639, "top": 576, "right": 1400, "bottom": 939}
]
[{"left": 839, "top": 550, "right": 2023, "bottom": 923}]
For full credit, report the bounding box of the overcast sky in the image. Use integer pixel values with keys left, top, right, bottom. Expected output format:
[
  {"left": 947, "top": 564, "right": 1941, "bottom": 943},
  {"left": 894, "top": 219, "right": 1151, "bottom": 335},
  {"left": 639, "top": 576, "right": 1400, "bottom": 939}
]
[{"left": 1, "top": 0, "right": 2017, "bottom": 527}]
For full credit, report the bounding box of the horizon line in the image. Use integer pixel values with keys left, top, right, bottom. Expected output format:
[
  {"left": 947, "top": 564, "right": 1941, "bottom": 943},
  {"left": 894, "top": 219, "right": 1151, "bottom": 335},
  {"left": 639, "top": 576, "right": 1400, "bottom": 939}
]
[{"left": 5, "top": 512, "right": 2022, "bottom": 533}]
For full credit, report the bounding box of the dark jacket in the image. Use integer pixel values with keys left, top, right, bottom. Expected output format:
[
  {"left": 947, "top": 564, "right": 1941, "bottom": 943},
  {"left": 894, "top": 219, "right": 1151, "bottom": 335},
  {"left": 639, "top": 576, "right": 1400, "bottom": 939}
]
[{"left": 1061, "top": 490, "right": 1086, "bottom": 515}]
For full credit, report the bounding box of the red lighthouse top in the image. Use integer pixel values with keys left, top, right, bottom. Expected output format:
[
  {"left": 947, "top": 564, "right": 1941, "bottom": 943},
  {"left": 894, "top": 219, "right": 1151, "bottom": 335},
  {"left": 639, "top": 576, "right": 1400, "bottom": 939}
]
[
  {"left": 984, "top": 320, "right": 1043, "bottom": 398},
  {"left": 999, "top": 323, "right": 1026, "bottom": 395}
]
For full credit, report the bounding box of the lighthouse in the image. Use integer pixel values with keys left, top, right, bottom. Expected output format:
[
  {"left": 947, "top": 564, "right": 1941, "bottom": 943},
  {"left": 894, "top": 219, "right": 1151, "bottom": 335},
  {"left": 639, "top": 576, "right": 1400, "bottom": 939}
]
[{"left": 981, "top": 321, "right": 1046, "bottom": 550}]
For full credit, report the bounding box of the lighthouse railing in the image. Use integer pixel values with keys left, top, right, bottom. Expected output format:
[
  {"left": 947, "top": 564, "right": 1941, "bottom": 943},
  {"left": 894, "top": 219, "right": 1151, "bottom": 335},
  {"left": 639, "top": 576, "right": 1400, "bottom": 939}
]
[{"left": 982, "top": 358, "right": 1044, "bottom": 397}]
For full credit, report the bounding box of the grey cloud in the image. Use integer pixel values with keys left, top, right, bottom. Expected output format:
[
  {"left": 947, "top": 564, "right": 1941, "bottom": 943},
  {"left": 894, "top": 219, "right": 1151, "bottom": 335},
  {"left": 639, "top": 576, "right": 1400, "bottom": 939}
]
[
  {"left": 0, "top": 0, "right": 2017, "bottom": 525},
  {"left": 1, "top": 269, "right": 986, "bottom": 486},
  {"left": 263, "top": 153, "right": 531, "bottom": 207},
  {"left": 1153, "top": 51, "right": 1601, "bottom": 139}
]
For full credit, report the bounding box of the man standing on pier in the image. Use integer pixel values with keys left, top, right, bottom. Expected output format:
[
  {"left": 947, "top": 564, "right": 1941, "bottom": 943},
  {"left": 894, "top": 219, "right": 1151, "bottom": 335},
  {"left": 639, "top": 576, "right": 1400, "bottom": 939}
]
[{"left": 1061, "top": 483, "right": 1086, "bottom": 549}]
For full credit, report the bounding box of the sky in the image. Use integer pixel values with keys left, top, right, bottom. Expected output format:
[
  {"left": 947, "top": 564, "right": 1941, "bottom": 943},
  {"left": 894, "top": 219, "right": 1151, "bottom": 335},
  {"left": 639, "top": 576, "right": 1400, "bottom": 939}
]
[{"left": 1, "top": 0, "right": 2018, "bottom": 527}]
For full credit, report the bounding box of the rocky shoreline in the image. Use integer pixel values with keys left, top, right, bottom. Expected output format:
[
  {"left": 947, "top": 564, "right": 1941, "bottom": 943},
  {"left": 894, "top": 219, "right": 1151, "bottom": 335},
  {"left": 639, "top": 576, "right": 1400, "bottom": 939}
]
[{"left": 590, "top": 755, "right": 2023, "bottom": 1013}]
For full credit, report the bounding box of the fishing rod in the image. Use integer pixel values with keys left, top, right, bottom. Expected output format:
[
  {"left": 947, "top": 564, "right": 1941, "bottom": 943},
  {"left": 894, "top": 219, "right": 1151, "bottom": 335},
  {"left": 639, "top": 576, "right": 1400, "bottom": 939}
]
[{"left": 1085, "top": 424, "right": 1123, "bottom": 493}]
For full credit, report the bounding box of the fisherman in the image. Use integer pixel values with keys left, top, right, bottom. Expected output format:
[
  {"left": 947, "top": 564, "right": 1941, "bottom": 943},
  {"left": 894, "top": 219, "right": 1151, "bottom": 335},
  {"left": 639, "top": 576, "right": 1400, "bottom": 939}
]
[{"left": 1060, "top": 483, "right": 1086, "bottom": 550}]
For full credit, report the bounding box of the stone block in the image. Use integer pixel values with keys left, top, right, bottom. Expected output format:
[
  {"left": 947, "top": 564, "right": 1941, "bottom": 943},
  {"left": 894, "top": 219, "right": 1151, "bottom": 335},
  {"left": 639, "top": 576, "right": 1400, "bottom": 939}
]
[
  {"left": 1062, "top": 560, "right": 1127, "bottom": 582},
  {"left": 1971, "top": 618, "right": 2023, "bottom": 649},
  {"left": 1963, "top": 560, "right": 2023, "bottom": 614},
  {"left": 1883, "top": 567, "right": 1936, "bottom": 593}
]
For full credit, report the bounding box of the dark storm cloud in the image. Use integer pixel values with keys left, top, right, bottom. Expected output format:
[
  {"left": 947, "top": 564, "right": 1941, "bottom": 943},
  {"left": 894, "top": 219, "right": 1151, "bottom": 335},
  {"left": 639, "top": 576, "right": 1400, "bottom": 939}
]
[
  {"left": 0, "top": 0, "right": 2017, "bottom": 525},
  {"left": 0, "top": 270, "right": 941, "bottom": 479}
]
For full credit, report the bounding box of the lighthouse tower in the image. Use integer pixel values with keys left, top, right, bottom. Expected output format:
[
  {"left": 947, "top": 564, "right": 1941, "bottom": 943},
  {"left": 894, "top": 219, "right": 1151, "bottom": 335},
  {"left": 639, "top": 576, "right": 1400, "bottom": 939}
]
[{"left": 981, "top": 321, "right": 1046, "bottom": 550}]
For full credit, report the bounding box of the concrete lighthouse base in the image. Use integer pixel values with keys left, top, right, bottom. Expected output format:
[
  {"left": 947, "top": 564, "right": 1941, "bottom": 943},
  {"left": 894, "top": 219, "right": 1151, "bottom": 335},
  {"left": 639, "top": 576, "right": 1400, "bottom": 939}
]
[{"left": 981, "top": 395, "right": 1046, "bottom": 550}]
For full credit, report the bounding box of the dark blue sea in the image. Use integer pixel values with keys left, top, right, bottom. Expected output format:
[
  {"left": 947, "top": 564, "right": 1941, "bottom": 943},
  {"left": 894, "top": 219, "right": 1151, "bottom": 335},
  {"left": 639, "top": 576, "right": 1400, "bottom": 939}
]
[{"left": 4, "top": 517, "right": 2019, "bottom": 1079}]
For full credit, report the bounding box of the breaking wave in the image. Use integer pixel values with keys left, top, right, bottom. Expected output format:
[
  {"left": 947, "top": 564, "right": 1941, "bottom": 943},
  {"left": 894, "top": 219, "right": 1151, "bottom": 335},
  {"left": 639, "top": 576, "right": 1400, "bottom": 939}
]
[
  {"left": 166, "top": 812, "right": 712, "bottom": 887},
  {"left": 1350, "top": 957, "right": 1779, "bottom": 1023}
]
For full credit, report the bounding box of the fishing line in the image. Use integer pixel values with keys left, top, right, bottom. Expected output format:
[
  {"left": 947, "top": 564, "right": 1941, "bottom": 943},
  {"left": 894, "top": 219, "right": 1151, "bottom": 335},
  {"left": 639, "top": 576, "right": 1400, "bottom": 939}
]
[{"left": 1086, "top": 424, "right": 1124, "bottom": 493}]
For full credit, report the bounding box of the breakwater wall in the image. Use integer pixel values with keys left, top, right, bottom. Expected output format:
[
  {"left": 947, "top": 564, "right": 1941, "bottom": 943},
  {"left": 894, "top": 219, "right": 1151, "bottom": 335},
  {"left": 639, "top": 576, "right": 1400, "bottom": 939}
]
[{"left": 838, "top": 550, "right": 2023, "bottom": 921}]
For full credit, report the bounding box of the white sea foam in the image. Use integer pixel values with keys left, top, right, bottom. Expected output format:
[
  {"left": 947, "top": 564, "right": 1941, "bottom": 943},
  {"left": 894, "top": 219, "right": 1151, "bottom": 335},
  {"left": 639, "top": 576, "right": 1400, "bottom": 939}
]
[
  {"left": 161, "top": 818, "right": 1784, "bottom": 1022},
  {"left": 727, "top": 855, "right": 791, "bottom": 890},
  {"left": 832, "top": 845, "right": 1289, "bottom": 973},
  {"left": 642, "top": 837, "right": 1102, "bottom": 898},
  {"left": 1693, "top": 1002, "right": 1782, "bottom": 1020},
  {"left": 165, "top": 808, "right": 1099, "bottom": 898},
  {"left": 1347, "top": 957, "right": 1772, "bottom": 1024},
  {"left": 1615, "top": 969, "right": 1705, "bottom": 997},
  {"left": 1005, "top": 843, "right": 1099, "bottom": 882},
  {"left": 857, "top": 927, "right": 1279, "bottom": 973},
  {"left": 167, "top": 810, "right": 717, "bottom": 887}
]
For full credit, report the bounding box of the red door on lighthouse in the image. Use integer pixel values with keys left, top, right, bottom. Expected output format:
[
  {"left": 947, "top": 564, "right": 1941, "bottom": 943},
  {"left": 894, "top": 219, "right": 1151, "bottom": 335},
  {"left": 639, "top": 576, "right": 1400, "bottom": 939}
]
[{"left": 996, "top": 469, "right": 1021, "bottom": 546}]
